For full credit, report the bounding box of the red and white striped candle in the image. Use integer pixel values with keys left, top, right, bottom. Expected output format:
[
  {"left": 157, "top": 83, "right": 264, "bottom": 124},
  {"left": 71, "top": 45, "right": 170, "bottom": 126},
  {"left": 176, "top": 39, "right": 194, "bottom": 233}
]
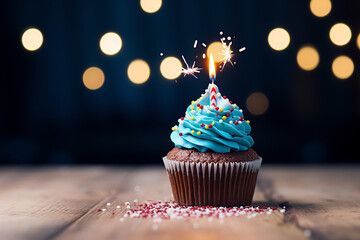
[{"left": 210, "top": 83, "right": 217, "bottom": 107}]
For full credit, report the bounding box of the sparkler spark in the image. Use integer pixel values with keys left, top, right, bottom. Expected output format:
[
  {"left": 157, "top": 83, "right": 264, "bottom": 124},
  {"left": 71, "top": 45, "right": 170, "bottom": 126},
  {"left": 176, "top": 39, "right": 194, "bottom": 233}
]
[
  {"left": 181, "top": 55, "right": 202, "bottom": 79},
  {"left": 239, "top": 47, "right": 246, "bottom": 52},
  {"left": 219, "top": 40, "right": 234, "bottom": 70}
]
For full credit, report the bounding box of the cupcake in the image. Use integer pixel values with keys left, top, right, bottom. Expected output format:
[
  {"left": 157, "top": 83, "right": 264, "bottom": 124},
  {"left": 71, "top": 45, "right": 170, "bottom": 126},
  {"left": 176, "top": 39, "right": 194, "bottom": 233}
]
[{"left": 163, "top": 84, "right": 262, "bottom": 207}]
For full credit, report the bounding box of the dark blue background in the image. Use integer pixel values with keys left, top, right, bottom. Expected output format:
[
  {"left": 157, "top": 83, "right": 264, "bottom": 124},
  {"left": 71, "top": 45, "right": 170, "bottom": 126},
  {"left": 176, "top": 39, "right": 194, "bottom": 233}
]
[{"left": 1, "top": 0, "right": 359, "bottom": 165}]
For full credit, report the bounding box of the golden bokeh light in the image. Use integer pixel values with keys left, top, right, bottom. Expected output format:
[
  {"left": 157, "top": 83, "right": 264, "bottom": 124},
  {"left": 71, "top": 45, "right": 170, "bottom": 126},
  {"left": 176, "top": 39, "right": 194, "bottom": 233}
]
[
  {"left": 357, "top": 34, "right": 360, "bottom": 50},
  {"left": 140, "top": 0, "right": 162, "bottom": 13},
  {"left": 99, "top": 32, "right": 122, "bottom": 55},
  {"left": 310, "top": 0, "right": 331, "bottom": 17},
  {"left": 160, "top": 57, "right": 182, "bottom": 80},
  {"left": 296, "top": 46, "right": 320, "bottom": 71},
  {"left": 206, "top": 41, "right": 224, "bottom": 63},
  {"left": 127, "top": 59, "right": 150, "bottom": 84},
  {"left": 83, "top": 67, "right": 105, "bottom": 90},
  {"left": 329, "top": 23, "right": 352, "bottom": 46},
  {"left": 332, "top": 56, "right": 354, "bottom": 80},
  {"left": 246, "top": 92, "right": 269, "bottom": 115},
  {"left": 21, "top": 28, "right": 43, "bottom": 51},
  {"left": 268, "top": 28, "right": 290, "bottom": 51}
]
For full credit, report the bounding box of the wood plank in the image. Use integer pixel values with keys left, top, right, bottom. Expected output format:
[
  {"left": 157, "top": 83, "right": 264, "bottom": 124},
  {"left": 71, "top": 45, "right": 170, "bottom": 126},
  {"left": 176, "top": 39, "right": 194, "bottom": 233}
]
[
  {"left": 259, "top": 166, "right": 360, "bottom": 240},
  {"left": 0, "top": 167, "right": 133, "bottom": 240},
  {"left": 0, "top": 166, "right": 359, "bottom": 240}
]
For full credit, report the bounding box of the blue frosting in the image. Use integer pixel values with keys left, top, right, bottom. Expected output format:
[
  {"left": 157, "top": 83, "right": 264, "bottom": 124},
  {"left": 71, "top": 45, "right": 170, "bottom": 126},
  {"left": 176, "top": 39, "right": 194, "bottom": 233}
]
[{"left": 170, "top": 84, "right": 254, "bottom": 153}]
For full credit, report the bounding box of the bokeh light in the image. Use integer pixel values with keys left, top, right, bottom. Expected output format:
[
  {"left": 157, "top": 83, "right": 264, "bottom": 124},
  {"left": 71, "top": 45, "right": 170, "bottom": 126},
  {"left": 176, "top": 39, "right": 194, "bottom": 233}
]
[
  {"left": 206, "top": 41, "right": 224, "bottom": 62},
  {"left": 99, "top": 32, "right": 122, "bottom": 55},
  {"left": 310, "top": 0, "right": 332, "bottom": 17},
  {"left": 329, "top": 23, "right": 352, "bottom": 46},
  {"left": 127, "top": 59, "right": 150, "bottom": 84},
  {"left": 268, "top": 28, "right": 290, "bottom": 51},
  {"left": 357, "top": 33, "right": 360, "bottom": 50},
  {"left": 160, "top": 57, "right": 182, "bottom": 80},
  {"left": 332, "top": 56, "right": 354, "bottom": 80},
  {"left": 140, "top": 0, "right": 162, "bottom": 13},
  {"left": 296, "top": 46, "right": 320, "bottom": 71},
  {"left": 21, "top": 28, "right": 43, "bottom": 51},
  {"left": 246, "top": 92, "right": 269, "bottom": 115},
  {"left": 82, "top": 67, "right": 105, "bottom": 90}
]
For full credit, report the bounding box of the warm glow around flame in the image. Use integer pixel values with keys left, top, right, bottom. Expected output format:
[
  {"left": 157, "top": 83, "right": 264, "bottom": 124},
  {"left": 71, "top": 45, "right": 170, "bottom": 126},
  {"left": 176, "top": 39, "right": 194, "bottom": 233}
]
[{"left": 209, "top": 54, "right": 216, "bottom": 81}]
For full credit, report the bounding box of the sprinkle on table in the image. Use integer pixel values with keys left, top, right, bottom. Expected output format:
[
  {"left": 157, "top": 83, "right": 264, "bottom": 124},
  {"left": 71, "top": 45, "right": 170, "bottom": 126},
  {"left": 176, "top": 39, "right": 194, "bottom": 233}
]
[{"left": 97, "top": 201, "right": 281, "bottom": 228}]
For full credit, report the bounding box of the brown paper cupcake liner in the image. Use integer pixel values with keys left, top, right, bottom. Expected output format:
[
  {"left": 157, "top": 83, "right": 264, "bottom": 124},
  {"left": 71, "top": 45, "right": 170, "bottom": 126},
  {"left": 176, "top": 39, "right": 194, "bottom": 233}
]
[{"left": 163, "top": 157, "right": 262, "bottom": 207}]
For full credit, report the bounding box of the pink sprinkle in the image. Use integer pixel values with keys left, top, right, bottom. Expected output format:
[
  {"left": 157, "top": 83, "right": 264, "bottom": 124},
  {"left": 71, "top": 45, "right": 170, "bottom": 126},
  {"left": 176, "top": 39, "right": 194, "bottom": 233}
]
[{"left": 116, "top": 201, "right": 278, "bottom": 221}]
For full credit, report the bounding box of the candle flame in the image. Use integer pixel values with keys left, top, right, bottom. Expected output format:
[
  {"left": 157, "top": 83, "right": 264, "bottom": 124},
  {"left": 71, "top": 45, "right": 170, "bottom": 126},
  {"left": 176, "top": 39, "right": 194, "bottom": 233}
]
[{"left": 209, "top": 54, "right": 216, "bottom": 82}]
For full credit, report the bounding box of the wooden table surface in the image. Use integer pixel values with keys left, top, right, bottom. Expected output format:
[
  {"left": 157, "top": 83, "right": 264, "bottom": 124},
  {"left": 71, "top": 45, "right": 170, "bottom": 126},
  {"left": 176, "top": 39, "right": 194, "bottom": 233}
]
[{"left": 0, "top": 166, "right": 359, "bottom": 240}]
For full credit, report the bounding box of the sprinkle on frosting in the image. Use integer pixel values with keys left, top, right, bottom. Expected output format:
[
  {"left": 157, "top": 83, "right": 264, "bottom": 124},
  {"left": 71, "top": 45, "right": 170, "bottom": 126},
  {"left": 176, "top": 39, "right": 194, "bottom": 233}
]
[{"left": 170, "top": 84, "right": 254, "bottom": 153}]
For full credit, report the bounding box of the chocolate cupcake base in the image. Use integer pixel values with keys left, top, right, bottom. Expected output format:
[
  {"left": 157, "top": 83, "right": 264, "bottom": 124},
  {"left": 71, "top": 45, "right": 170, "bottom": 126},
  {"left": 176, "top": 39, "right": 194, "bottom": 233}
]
[{"left": 163, "top": 157, "right": 262, "bottom": 207}]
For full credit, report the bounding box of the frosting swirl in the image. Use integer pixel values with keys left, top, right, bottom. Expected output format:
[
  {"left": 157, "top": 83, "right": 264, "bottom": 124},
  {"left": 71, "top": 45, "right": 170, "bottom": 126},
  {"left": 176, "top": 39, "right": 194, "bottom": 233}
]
[{"left": 170, "top": 84, "right": 254, "bottom": 153}]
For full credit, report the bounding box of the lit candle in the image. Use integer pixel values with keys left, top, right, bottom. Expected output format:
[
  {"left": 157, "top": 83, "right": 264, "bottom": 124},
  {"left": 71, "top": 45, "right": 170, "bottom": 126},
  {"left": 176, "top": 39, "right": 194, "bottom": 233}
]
[{"left": 209, "top": 54, "right": 217, "bottom": 107}]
